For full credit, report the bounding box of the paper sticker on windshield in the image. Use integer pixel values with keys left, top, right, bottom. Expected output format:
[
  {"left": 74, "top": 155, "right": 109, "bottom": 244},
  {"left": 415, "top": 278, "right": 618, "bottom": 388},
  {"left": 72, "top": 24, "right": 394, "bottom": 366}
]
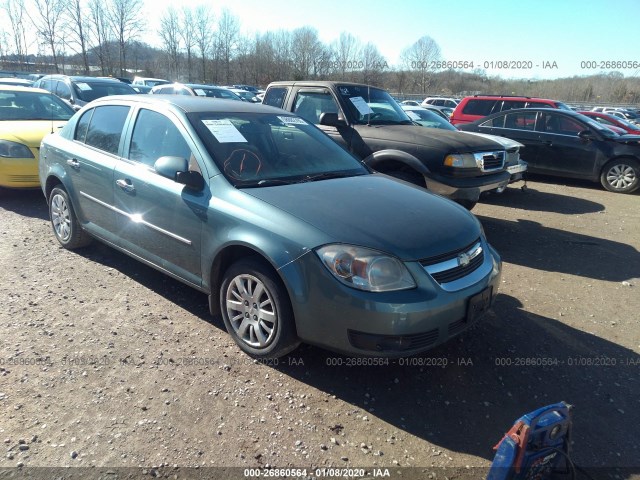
[
  {"left": 76, "top": 83, "right": 92, "bottom": 91},
  {"left": 278, "top": 116, "right": 307, "bottom": 126},
  {"left": 349, "top": 96, "right": 374, "bottom": 115},
  {"left": 194, "top": 89, "right": 207, "bottom": 96},
  {"left": 202, "top": 119, "right": 247, "bottom": 143},
  {"left": 405, "top": 111, "right": 420, "bottom": 120}
]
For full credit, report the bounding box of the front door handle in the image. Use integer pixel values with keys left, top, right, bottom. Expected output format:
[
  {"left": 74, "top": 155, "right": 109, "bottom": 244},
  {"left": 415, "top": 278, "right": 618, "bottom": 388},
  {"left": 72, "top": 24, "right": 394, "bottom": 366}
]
[
  {"left": 66, "top": 158, "right": 80, "bottom": 169},
  {"left": 116, "top": 179, "right": 135, "bottom": 193}
]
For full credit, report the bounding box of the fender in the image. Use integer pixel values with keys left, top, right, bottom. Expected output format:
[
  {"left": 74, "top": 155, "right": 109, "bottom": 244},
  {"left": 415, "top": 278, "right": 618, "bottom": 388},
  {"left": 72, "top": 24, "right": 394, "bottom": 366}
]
[{"left": 362, "top": 149, "right": 432, "bottom": 176}]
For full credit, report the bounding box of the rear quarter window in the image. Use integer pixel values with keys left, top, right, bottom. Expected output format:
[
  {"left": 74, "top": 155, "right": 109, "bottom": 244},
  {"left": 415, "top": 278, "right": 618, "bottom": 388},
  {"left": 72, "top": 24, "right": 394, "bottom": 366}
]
[
  {"left": 462, "top": 99, "right": 497, "bottom": 116},
  {"left": 263, "top": 87, "right": 288, "bottom": 108}
]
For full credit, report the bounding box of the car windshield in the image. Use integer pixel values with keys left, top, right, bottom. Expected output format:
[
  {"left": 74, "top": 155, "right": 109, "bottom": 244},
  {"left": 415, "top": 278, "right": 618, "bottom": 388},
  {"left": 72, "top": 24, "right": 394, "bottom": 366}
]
[
  {"left": 0, "top": 90, "right": 75, "bottom": 121},
  {"left": 234, "top": 91, "right": 255, "bottom": 101},
  {"left": 403, "top": 108, "right": 456, "bottom": 130},
  {"left": 555, "top": 102, "right": 572, "bottom": 111},
  {"left": 337, "top": 85, "right": 413, "bottom": 125},
  {"left": 188, "top": 112, "right": 368, "bottom": 187},
  {"left": 73, "top": 81, "right": 135, "bottom": 102},
  {"left": 576, "top": 114, "right": 618, "bottom": 138}
]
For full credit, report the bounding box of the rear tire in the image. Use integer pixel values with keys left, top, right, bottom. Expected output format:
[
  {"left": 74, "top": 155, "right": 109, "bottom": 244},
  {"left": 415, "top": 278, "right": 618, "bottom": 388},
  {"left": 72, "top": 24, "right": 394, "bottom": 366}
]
[
  {"left": 48, "top": 186, "right": 92, "bottom": 249},
  {"left": 600, "top": 158, "right": 640, "bottom": 193},
  {"left": 220, "top": 258, "right": 299, "bottom": 359}
]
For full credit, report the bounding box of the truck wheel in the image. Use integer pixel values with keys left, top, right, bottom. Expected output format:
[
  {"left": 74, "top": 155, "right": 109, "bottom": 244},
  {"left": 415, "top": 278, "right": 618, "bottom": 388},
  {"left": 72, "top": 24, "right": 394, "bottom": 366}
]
[
  {"left": 456, "top": 199, "right": 477, "bottom": 210},
  {"left": 388, "top": 170, "right": 425, "bottom": 188}
]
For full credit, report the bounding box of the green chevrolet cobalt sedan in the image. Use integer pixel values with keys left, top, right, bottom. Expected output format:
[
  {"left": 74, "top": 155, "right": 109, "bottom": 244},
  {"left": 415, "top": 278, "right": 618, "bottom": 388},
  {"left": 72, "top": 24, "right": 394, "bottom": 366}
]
[{"left": 39, "top": 95, "right": 502, "bottom": 358}]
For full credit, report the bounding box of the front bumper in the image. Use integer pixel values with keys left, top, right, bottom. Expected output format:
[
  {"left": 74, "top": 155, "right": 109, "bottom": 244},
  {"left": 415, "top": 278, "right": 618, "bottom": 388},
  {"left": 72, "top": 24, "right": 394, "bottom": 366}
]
[
  {"left": 424, "top": 170, "right": 511, "bottom": 202},
  {"left": 0, "top": 156, "right": 40, "bottom": 188},
  {"left": 282, "top": 240, "right": 502, "bottom": 357},
  {"left": 506, "top": 160, "right": 528, "bottom": 184}
]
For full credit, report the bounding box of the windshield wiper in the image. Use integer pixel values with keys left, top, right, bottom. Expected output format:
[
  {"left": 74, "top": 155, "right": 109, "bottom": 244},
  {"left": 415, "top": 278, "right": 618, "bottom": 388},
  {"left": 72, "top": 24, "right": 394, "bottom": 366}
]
[
  {"left": 236, "top": 178, "right": 294, "bottom": 188},
  {"left": 296, "top": 171, "right": 359, "bottom": 183}
]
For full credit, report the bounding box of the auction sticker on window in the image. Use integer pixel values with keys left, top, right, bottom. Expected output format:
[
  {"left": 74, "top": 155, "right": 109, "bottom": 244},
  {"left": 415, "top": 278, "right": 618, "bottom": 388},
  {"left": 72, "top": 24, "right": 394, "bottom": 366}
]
[
  {"left": 194, "top": 89, "right": 207, "bottom": 96},
  {"left": 277, "top": 116, "right": 307, "bottom": 125},
  {"left": 202, "top": 119, "right": 247, "bottom": 143},
  {"left": 349, "top": 96, "right": 374, "bottom": 115},
  {"left": 76, "top": 83, "right": 92, "bottom": 91}
]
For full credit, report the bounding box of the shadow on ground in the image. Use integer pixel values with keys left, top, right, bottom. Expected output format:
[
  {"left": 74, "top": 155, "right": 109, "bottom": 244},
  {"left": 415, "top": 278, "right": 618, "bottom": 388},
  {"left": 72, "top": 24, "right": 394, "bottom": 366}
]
[
  {"left": 72, "top": 243, "right": 639, "bottom": 476},
  {"left": 476, "top": 215, "right": 640, "bottom": 282},
  {"left": 0, "top": 188, "right": 48, "bottom": 221},
  {"left": 480, "top": 183, "right": 605, "bottom": 214}
]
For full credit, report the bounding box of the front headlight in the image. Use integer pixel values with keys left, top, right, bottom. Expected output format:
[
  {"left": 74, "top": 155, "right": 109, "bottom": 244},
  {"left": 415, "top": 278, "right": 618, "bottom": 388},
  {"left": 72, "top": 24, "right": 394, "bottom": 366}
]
[
  {"left": 443, "top": 153, "right": 477, "bottom": 168},
  {"left": 316, "top": 244, "right": 416, "bottom": 292},
  {"left": 0, "top": 140, "right": 34, "bottom": 159}
]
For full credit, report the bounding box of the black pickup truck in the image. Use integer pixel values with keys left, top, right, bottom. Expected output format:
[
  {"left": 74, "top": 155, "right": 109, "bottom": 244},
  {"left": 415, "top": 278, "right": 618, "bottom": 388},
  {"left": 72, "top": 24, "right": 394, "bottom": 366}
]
[{"left": 263, "top": 81, "right": 511, "bottom": 209}]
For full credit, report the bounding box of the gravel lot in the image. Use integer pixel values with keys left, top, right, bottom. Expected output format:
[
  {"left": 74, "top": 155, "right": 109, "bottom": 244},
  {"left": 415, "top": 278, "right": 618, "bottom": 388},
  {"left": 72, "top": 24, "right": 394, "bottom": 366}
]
[{"left": 1, "top": 176, "right": 639, "bottom": 479}]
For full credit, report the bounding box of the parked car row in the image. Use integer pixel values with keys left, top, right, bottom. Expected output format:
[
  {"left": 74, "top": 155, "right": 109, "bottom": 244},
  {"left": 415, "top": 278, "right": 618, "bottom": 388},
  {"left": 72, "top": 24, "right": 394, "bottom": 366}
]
[{"left": 4, "top": 76, "right": 638, "bottom": 362}]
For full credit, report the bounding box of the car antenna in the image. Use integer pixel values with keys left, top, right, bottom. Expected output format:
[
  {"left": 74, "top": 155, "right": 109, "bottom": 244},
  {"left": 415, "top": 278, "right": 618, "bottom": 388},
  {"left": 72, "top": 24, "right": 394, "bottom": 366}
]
[{"left": 367, "top": 83, "right": 371, "bottom": 126}]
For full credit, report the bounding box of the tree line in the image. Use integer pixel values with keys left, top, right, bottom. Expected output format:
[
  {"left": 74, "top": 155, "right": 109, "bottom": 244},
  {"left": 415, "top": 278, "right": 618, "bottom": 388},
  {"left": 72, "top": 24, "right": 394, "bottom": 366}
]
[{"left": 1, "top": 0, "right": 639, "bottom": 104}]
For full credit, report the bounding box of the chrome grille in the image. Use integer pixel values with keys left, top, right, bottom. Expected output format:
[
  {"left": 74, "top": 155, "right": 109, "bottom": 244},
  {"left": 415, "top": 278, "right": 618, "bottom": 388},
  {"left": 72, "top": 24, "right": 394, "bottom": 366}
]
[
  {"left": 478, "top": 151, "right": 505, "bottom": 171},
  {"left": 421, "top": 239, "right": 485, "bottom": 285}
]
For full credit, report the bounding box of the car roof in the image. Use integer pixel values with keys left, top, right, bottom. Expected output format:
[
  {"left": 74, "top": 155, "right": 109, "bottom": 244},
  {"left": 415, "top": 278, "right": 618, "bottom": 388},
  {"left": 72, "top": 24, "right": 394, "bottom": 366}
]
[
  {"left": 87, "top": 94, "right": 287, "bottom": 114},
  {"left": 39, "top": 74, "right": 125, "bottom": 84},
  {"left": 0, "top": 85, "right": 53, "bottom": 94},
  {"left": 267, "top": 80, "right": 384, "bottom": 90}
]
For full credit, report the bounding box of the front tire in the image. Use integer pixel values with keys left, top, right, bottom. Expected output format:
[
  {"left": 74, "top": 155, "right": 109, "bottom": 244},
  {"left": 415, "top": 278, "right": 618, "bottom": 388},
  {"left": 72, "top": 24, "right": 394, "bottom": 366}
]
[
  {"left": 600, "top": 158, "right": 640, "bottom": 193},
  {"left": 48, "top": 186, "right": 92, "bottom": 249},
  {"left": 220, "top": 258, "right": 299, "bottom": 359},
  {"left": 456, "top": 199, "right": 477, "bottom": 210}
]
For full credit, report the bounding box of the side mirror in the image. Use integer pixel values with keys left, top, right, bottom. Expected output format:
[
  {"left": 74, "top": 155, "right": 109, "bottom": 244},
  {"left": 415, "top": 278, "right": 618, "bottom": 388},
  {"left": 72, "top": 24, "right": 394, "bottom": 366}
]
[
  {"left": 319, "top": 112, "right": 346, "bottom": 127},
  {"left": 578, "top": 130, "right": 595, "bottom": 141},
  {"left": 155, "top": 156, "right": 205, "bottom": 190},
  {"left": 155, "top": 155, "right": 188, "bottom": 180}
]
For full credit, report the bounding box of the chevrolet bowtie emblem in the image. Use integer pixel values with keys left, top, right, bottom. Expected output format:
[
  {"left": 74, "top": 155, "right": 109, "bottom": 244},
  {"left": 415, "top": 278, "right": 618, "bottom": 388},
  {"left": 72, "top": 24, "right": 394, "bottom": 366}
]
[{"left": 458, "top": 252, "right": 471, "bottom": 267}]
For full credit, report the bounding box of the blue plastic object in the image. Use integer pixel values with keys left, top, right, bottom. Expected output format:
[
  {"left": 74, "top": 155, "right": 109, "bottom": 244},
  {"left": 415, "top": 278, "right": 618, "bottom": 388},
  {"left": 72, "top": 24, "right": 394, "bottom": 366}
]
[{"left": 487, "top": 402, "right": 573, "bottom": 480}]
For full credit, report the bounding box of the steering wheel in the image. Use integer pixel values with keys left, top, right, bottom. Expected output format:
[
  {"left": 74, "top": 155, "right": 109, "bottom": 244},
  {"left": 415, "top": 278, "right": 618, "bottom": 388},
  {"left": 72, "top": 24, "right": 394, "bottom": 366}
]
[{"left": 223, "top": 148, "right": 263, "bottom": 180}]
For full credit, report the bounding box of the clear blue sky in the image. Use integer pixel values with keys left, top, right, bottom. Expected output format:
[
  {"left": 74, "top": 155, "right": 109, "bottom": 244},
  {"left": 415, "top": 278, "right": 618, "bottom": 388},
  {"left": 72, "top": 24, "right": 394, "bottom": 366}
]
[{"left": 144, "top": 0, "right": 640, "bottom": 80}]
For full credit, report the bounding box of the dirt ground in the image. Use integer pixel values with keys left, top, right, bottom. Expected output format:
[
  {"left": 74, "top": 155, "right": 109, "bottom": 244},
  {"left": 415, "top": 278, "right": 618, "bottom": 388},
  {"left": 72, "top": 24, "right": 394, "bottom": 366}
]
[{"left": 1, "top": 175, "right": 639, "bottom": 480}]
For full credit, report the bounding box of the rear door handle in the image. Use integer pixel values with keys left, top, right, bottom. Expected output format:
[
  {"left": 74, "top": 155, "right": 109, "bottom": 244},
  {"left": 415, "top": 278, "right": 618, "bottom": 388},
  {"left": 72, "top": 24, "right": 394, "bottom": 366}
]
[
  {"left": 116, "top": 179, "right": 135, "bottom": 193},
  {"left": 66, "top": 158, "right": 80, "bottom": 169}
]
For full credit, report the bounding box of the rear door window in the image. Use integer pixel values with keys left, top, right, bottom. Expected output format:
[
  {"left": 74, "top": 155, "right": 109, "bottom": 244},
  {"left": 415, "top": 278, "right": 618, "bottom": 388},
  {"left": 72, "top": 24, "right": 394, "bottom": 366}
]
[{"left": 83, "top": 105, "right": 130, "bottom": 155}]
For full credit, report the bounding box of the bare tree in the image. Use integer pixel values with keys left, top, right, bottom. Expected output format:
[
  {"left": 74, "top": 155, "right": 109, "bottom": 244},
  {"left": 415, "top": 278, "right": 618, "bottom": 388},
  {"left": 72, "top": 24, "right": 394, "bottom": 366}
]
[
  {"left": 290, "top": 26, "right": 322, "bottom": 79},
  {"left": 159, "top": 7, "right": 180, "bottom": 80},
  {"left": 359, "top": 42, "right": 387, "bottom": 85},
  {"left": 88, "top": 0, "right": 113, "bottom": 75},
  {"left": 64, "top": 0, "right": 90, "bottom": 73},
  {"left": 3, "top": 0, "right": 31, "bottom": 67},
  {"left": 28, "top": 0, "right": 68, "bottom": 73},
  {"left": 215, "top": 8, "right": 239, "bottom": 84},
  {"left": 193, "top": 5, "right": 213, "bottom": 83},
  {"left": 107, "top": 0, "right": 145, "bottom": 76},
  {"left": 401, "top": 36, "right": 442, "bottom": 93},
  {"left": 332, "top": 32, "right": 360, "bottom": 79},
  {"left": 179, "top": 7, "right": 196, "bottom": 82}
]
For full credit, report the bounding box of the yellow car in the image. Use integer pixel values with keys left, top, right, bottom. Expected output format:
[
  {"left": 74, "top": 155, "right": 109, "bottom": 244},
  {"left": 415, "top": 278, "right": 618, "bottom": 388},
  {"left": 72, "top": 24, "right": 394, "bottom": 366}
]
[{"left": 0, "top": 85, "right": 75, "bottom": 188}]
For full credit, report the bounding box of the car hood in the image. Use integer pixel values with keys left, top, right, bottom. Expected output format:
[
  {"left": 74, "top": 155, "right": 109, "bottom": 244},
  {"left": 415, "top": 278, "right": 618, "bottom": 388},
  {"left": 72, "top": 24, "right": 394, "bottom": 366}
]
[
  {"left": 0, "top": 120, "right": 67, "bottom": 147},
  {"left": 459, "top": 131, "right": 524, "bottom": 150},
  {"left": 243, "top": 174, "right": 481, "bottom": 261},
  {"left": 355, "top": 124, "right": 504, "bottom": 153},
  {"left": 614, "top": 134, "right": 640, "bottom": 144}
]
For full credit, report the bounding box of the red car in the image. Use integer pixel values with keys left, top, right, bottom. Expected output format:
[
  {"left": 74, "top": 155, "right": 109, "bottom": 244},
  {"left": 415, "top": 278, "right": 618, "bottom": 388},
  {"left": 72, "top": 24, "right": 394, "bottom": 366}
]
[
  {"left": 450, "top": 95, "right": 571, "bottom": 125},
  {"left": 578, "top": 111, "right": 640, "bottom": 135}
]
